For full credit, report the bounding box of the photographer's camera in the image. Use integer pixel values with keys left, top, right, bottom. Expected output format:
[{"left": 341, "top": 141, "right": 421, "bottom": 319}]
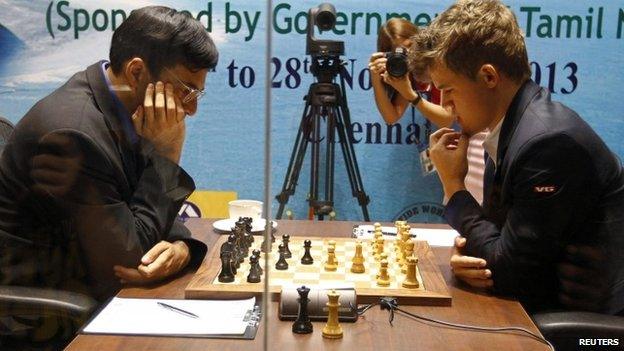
[{"left": 385, "top": 47, "right": 409, "bottom": 77}]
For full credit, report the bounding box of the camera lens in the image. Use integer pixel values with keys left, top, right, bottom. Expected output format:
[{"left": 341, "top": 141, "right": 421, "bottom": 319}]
[
  {"left": 385, "top": 47, "right": 409, "bottom": 77},
  {"left": 315, "top": 3, "right": 336, "bottom": 31}
]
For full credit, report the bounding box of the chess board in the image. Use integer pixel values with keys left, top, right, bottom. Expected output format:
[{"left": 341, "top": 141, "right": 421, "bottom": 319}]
[{"left": 185, "top": 236, "right": 451, "bottom": 306}]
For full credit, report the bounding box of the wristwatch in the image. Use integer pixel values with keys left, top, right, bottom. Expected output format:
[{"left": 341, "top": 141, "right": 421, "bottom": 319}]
[{"left": 411, "top": 92, "right": 422, "bottom": 107}]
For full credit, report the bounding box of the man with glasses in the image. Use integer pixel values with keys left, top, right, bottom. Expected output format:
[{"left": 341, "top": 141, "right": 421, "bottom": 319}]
[{"left": 0, "top": 6, "right": 218, "bottom": 341}]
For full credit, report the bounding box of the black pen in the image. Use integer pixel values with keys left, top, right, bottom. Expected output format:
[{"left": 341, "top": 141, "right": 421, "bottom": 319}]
[{"left": 157, "top": 302, "right": 199, "bottom": 319}]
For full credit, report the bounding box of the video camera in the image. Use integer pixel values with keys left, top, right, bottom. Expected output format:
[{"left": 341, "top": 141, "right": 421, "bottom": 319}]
[
  {"left": 306, "top": 3, "right": 344, "bottom": 57},
  {"left": 385, "top": 47, "right": 409, "bottom": 77}
]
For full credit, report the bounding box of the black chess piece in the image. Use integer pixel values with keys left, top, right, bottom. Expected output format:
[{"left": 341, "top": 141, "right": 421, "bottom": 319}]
[
  {"left": 300, "top": 239, "right": 314, "bottom": 265},
  {"left": 252, "top": 249, "right": 263, "bottom": 275},
  {"left": 243, "top": 232, "right": 253, "bottom": 252},
  {"left": 275, "top": 244, "right": 289, "bottom": 270},
  {"left": 228, "top": 234, "right": 244, "bottom": 274},
  {"left": 247, "top": 254, "right": 261, "bottom": 283},
  {"left": 292, "top": 286, "right": 313, "bottom": 334},
  {"left": 282, "top": 234, "right": 292, "bottom": 258},
  {"left": 218, "top": 251, "right": 235, "bottom": 283},
  {"left": 242, "top": 216, "right": 253, "bottom": 234}
]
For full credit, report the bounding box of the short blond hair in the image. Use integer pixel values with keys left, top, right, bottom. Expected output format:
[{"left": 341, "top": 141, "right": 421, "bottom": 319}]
[{"left": 409, "top": 0, "right": 530, "bottom": 83}]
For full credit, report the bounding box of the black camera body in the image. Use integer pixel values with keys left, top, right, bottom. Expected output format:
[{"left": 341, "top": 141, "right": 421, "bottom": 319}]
[
  {"left": 306, "top": 3, "right": 344, "bottom": 57},
  {"left": 385, "top": 47, "right": 409, "bottom": 77}
]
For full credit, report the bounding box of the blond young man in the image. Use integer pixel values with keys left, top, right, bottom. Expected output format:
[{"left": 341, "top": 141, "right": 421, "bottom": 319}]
[{"left": 411, "top": 0, "right": 624, "bottom": 314}]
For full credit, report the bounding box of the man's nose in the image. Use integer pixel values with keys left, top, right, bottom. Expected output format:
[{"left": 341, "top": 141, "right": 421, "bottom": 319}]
[{"left": 183, "top": 99, "right": 197, "bottom": 116}]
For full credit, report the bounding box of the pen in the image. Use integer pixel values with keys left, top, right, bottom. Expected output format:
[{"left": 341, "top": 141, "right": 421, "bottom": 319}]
[{"left": 157, "top": 302, "right": 199, "bottom": 319}]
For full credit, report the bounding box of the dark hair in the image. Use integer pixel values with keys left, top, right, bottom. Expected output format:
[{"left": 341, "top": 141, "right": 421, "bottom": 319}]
[{"left": 109, "top": 6, "right": 218, "bottom": 76}]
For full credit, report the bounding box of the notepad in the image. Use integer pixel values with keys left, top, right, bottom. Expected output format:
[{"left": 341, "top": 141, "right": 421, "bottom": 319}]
[{"left": 82, "top": 297, "right": 257, "bottom": 337}]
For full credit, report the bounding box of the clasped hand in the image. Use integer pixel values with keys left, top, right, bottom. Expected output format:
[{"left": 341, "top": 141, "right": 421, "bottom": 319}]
[
  {"left": 114, "top": 240, "right": 190, "bottom": 285},
  {"left": 451, "top": 236, "right": 493, "bottom": 289},
  {"left": 132, "top": 81, "right": 186, "bottom": 164}
]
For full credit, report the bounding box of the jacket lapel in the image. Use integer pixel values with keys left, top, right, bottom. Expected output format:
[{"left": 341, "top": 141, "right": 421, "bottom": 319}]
[{"left": 85, "top": 61, "right": 139, "bottom": 191}]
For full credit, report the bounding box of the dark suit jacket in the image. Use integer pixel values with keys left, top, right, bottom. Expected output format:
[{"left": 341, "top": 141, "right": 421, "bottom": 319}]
[
  {"left": 445, "top": 80, "right": 624, "bottom": 314},
  {"left": 0, "top": 62, "right": 206, "bottom": 300}
]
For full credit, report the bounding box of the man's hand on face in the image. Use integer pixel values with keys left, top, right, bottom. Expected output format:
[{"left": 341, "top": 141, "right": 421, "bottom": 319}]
[
  {"left": 451, "top": 236, "right": 493, "bottom": 289},
  {"left": 132, "top": 81, "right": 186, "bottom": 164},
  {"left": 429, "top": 127, "right": 468, "bottom": 199},
  {"left": 113, "top": 240, "right": 191, "bottom": 285}
]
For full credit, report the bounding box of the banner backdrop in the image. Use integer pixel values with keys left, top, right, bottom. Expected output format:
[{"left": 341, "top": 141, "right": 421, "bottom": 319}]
[{"left": 0, "top": 1, "right": 623, "bottom": 222}]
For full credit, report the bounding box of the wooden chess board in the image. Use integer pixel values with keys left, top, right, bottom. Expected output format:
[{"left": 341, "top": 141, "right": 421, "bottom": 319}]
[{"left": 185, "top": 236, "right": 451, "bottom": 306}]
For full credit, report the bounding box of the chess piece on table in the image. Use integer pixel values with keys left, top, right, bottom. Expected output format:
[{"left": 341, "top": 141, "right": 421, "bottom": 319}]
[
  {"left": 241, "top": 216, "right": 253, "bottom": 234},
  {"left": 300, "top": 239, "right": 314, "bottom": 265},
  {"left": 376, "top": 252, "right": 388, "bottom": 279},
  {"left": 376, "top": 259, "right": 391, "bottom": 287},
  {"left": 282, "top": 234, "right": 292, "bottom": 258},
  {"left": 247, "top": 254, "right": 262, "bottom": 283},
  {"left": 322, "top": 289, "right": 343, "bottom": 339},
  {"left": 374, "top": 236, "right": 384, "bottom": 261},
  {"left": 373, "top": 222, "right": 383, "bottom": 247},
  {"left": 292, "top": 286, "right": 313, "bottom": 334},
  {"left": 350, "top": 240, "right": 365, "bottom": 273},
  {"left": 252, "top": 249, "right": 263, "bottom": 275},
  {"left": 402, "top": 256, "right": 420, "bottom": 288},
  {"left": 402, "top": 241, "right": 415, "bottom": 274},
  {"left": 275, "top": 244, "right": 289, "bottom": 270},
  {"left": 218, "top": 251, "right": 235, "bottom": 283},
  {"left": 324, "top": 243, "right": 338, "bottom": 271}
]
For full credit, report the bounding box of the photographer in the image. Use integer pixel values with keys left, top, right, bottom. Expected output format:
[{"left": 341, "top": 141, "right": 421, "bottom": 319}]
[
  {"left": 368, "top": 18, "right": 453, "bottom": 127},
  {"left": 369, "top": 18, "right": 486, "bottom": 203}
]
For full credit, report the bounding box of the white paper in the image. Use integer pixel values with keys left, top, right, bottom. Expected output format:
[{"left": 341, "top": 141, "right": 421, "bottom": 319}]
[
  {"left": 414, "top": 228, "right": 459, "bottom": 247},
  {"left": 83, "top": 297, "right": 256, "bottom": 336},
  {"left": 353, "top": 225, "right": 459, "bottom": 247}
]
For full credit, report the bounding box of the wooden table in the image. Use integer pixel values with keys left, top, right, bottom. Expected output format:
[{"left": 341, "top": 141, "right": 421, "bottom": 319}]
[{"left": 65, "top": 219, "right": 549, "bottom": 351}]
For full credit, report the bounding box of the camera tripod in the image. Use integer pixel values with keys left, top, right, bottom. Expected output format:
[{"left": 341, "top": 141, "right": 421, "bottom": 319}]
[{"left": 275, "top": 56, "right": 370, "bottom": 221}]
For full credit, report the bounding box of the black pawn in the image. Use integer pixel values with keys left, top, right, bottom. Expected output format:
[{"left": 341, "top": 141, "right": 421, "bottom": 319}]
[
  {"left": 282, "top": 234, "right": 292, "bottom": 258},
  {"left": 218, "top": 251, "right": 235, "bottom": 283},
  {"left": 275, "top": 244, "right": 289, "bottom": 270},
  {"left": 247, "top": 255, "right": 261, "bottom": 283},
  {"left": 292, "top": 286, "right": 313, "bottom": 334},
  {"left": 300, "top": 240, "right": 314, "bottom": 265},
  {"left": 252, "top": 249, "right": 263, "bottom": 275}
]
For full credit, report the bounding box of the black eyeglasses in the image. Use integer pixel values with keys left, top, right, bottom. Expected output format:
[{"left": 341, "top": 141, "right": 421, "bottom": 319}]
[{"left": 165, "top": 68, "right": 205, "bottom": 104}]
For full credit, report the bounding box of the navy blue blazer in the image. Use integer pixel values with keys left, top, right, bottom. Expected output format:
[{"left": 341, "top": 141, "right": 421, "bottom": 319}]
[
  {"left": 445, "top": 80, "right": 624, "bottom": 314},
  {"left": 0, "top": 62, "right": 206, "bottom": 300}
]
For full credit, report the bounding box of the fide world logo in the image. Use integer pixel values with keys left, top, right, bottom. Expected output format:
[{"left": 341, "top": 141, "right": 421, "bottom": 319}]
[{"left": 393, "top": 202, "right": 446, "bottom": 224}]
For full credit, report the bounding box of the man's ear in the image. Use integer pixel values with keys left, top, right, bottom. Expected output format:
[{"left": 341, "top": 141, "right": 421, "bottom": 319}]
[
  {"left": 478, "top": 64, "right": 499, "bottom": 89},
  {"left": 124, "top": 58, "right": 148, "bottom": 89}
]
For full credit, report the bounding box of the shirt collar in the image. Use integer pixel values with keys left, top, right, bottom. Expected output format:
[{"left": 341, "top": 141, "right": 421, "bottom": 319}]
[{"left": 482, "top": 116, "right": 505, "bottom": 167}]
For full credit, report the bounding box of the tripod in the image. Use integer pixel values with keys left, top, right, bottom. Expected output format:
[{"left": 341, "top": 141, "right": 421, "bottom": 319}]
[{"left": 275, "top": 56, "right": 370, "bottom": 221}]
